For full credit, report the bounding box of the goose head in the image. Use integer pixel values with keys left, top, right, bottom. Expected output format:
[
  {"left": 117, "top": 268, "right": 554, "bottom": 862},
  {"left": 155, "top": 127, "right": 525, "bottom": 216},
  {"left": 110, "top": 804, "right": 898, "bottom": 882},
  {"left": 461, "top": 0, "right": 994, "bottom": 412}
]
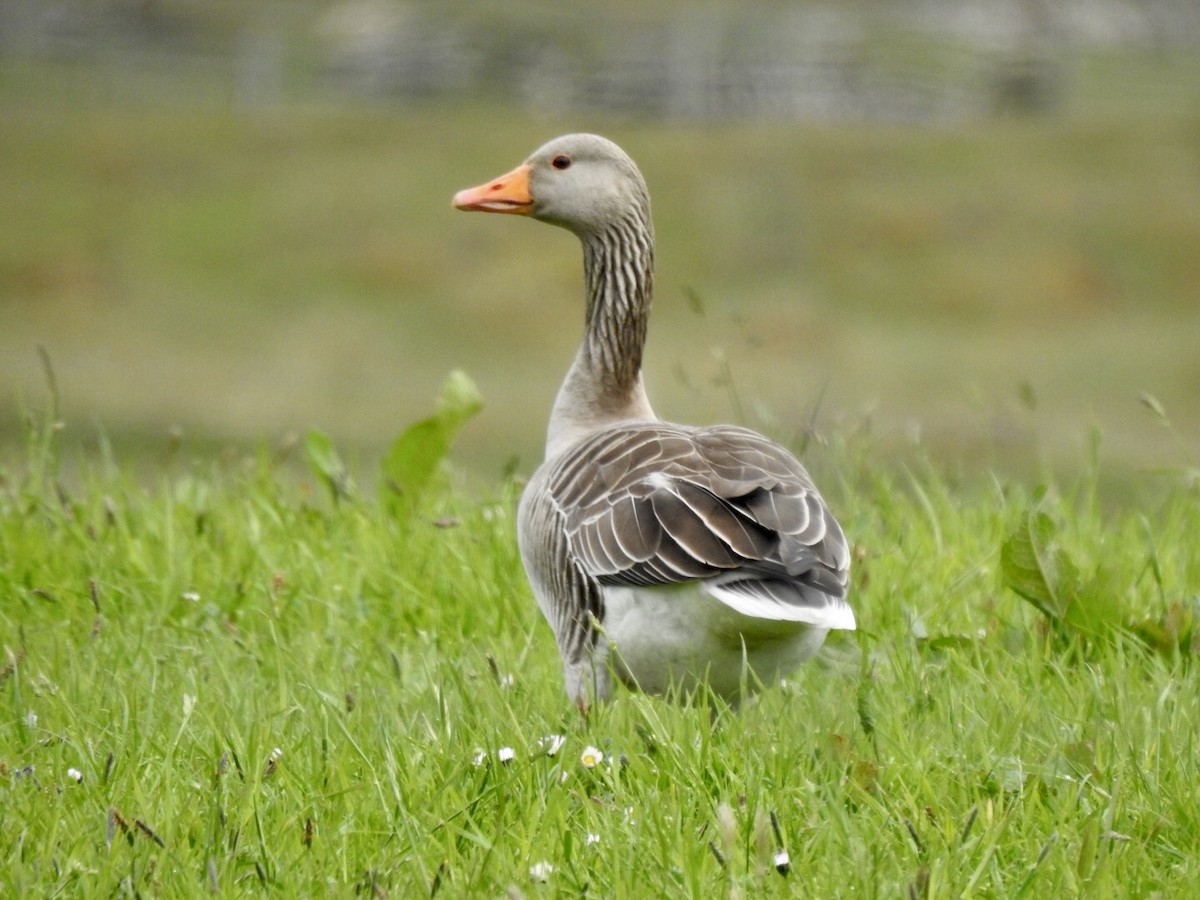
[{"left": 453, "top": 133, "right": 650, "bottom": 238}]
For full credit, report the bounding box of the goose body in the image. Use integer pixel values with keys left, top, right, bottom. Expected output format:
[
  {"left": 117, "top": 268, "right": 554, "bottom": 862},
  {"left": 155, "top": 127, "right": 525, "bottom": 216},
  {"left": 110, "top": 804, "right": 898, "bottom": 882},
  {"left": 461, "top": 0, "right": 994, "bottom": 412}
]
[{"left": 454, "top": 134, "right": 853, "bottom": 707}]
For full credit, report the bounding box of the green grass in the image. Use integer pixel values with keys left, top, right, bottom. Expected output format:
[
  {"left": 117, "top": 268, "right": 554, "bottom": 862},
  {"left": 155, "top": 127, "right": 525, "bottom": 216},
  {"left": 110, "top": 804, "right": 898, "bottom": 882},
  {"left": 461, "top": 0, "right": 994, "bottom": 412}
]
[{"left": 2, "top": 391, "right": 1198, "bottom": 896}]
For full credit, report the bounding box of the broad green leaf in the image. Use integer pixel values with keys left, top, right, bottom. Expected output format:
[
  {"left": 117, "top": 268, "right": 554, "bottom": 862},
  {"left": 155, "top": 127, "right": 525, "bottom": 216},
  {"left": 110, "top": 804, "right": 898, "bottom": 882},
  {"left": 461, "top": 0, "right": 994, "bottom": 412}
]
[
  {"left": 1067, "top": 566, "right": 1126, "bottom": 637},
  {"left": 382, "top": 370, "right": 483, "bottom": 513},
  {"left": 1001, "top": 504, "right": 1126, "bottom": 640},
  {"left": 435, "top": 368, "right": 485, "bottom": 426},
  {"left": 1000, "top": 509, "right": 1077, "bottom": 622}
]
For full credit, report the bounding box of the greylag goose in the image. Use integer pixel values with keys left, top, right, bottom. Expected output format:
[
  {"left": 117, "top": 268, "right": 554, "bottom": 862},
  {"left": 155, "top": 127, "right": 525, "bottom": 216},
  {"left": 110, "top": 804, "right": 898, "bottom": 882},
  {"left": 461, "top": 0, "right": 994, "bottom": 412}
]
[{"left": 453, "top": 134, "right": 854, "bottom": 708}]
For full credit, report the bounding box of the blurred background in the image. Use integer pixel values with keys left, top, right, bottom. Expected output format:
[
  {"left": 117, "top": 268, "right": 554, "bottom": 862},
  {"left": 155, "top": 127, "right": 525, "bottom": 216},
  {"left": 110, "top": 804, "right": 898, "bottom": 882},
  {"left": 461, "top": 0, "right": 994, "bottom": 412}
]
[{"left": 1, "top": 0, "right": 1198, "bottom": 490}]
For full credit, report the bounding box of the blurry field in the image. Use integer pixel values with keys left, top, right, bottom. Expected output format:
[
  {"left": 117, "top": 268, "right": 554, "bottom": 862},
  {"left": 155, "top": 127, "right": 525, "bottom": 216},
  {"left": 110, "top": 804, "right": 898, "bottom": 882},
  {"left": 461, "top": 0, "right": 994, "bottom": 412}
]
[{"left": 1, "top": 50, "right": 1198, "bottom": 489}]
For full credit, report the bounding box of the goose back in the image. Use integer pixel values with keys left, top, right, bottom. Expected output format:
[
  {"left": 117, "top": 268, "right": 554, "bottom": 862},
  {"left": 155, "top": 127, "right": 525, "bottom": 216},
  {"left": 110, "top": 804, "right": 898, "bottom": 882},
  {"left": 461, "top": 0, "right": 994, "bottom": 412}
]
[{"left": 518, "top": 420, "right": 852, "bottom": 703}]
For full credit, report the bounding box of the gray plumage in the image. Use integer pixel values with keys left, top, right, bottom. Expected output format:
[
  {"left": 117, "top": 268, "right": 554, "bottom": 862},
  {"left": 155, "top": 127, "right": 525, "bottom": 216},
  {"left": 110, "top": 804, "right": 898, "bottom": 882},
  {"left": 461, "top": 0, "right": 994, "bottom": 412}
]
[{"left": 454, "top": 133, "right": 854, "bottom": 708}]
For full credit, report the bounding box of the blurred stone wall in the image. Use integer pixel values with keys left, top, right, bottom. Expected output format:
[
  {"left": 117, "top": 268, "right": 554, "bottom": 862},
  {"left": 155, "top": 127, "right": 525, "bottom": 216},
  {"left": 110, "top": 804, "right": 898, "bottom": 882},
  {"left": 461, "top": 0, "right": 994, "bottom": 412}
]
[{"left": 3, "top": 0, "right": 1198, "bottom": 121}]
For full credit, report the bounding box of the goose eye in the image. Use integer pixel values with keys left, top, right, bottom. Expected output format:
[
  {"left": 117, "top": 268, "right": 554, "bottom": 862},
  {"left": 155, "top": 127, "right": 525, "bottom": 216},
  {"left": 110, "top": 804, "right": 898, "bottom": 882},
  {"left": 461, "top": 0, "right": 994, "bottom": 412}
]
[{"left": 551, "top": 155, "right": 572, "bottom": 170}]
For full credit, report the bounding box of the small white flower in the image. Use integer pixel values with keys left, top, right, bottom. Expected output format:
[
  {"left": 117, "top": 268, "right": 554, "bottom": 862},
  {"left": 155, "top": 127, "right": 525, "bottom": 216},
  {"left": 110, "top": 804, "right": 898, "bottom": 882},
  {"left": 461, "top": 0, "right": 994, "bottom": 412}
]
[
  {"left": 182, "top": 591, "right": 201, "bottom": 602},
  {"left": 585, "top": 832, "right": 600, "bottom": 846},
  {"left": 182, "top": 693, "right": 196, "bottom": 716},
  {"left": 497, "top": 746, "right": 515, "bottom": 764},
  {"left": 774, "top": 849, "right": 791, "bottom": 874},
  {"left": 560, "top": 771, "right": 570, "bottom": 784},
  {"left": 471, "top": 748, "right": 487, "bottom": 767},
  {"left": 498, "top": 673, "right": 514, "bottom": 689},
  {"left": 269, "top": 747, "right": 283, "bottom": 762},
  {"left": 580, "top": 745, "right": 604, "bottom": 768},
  {"left": 25, "top": 712, "right": 37, "bottom": 728},
  {"left": 529, "top": 861, "right": 555, "bottom": 882},
  {"left": 538, "top": 734, "right": 566, "bottom": 757},
  {"left": 67, "top": 767, "right": 83, "bottom": 783}
]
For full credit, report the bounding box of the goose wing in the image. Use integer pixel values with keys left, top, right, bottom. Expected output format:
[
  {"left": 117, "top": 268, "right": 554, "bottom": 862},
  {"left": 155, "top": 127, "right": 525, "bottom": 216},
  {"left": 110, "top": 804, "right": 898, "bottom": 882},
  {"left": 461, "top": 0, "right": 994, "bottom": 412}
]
[{"left": 546, "top": 422, "right": 854, "bottom": 630}]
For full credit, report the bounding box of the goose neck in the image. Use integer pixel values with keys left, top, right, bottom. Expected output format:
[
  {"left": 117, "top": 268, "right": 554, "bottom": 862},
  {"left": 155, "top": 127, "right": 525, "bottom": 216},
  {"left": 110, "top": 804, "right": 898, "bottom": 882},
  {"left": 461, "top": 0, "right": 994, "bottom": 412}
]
[
  {"left": 544, "top": 218, "right": 656, "bottom": 458},
  {"left": 580, "top": 217, "right": 654, "bottom": 394}
]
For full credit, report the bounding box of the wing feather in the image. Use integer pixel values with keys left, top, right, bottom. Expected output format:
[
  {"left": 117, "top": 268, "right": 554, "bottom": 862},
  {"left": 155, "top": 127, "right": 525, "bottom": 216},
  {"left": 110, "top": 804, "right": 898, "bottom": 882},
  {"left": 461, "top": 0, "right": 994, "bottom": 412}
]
[
  {"left": 548, "top": 422, "right": 853, "bottom": 628},
  {"left": 653, "top": 484, "right": 744, "bottom": 569}
]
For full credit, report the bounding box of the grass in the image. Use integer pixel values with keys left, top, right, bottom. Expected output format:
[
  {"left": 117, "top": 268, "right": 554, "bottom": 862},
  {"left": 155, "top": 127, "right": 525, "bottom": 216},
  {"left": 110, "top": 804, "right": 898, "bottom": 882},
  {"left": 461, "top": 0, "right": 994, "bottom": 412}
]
[{"left": 2, "top": 383, "right": 1198, "bottom": 896}]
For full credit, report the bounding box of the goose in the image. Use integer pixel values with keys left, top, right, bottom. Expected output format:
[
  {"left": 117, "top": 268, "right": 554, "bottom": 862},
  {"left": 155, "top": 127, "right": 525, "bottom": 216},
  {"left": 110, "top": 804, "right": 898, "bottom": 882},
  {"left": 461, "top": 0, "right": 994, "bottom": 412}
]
[{"left": 453, "top": 134, "right": 854, "bottom": 709}]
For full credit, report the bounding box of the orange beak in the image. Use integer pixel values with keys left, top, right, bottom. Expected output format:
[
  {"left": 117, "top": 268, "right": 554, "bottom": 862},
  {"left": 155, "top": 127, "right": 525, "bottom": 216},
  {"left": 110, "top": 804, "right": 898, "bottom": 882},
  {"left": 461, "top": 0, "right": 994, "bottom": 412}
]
[{"left": 452, "top": 163, "right": 533, "bottom": 215}]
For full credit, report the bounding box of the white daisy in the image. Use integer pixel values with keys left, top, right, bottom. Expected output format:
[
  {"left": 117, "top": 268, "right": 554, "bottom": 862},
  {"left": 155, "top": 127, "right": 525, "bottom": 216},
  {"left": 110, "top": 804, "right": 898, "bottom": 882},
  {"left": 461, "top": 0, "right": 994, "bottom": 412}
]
[{"left": 538, "top": 734, "right": 566, "bottom": 757}]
